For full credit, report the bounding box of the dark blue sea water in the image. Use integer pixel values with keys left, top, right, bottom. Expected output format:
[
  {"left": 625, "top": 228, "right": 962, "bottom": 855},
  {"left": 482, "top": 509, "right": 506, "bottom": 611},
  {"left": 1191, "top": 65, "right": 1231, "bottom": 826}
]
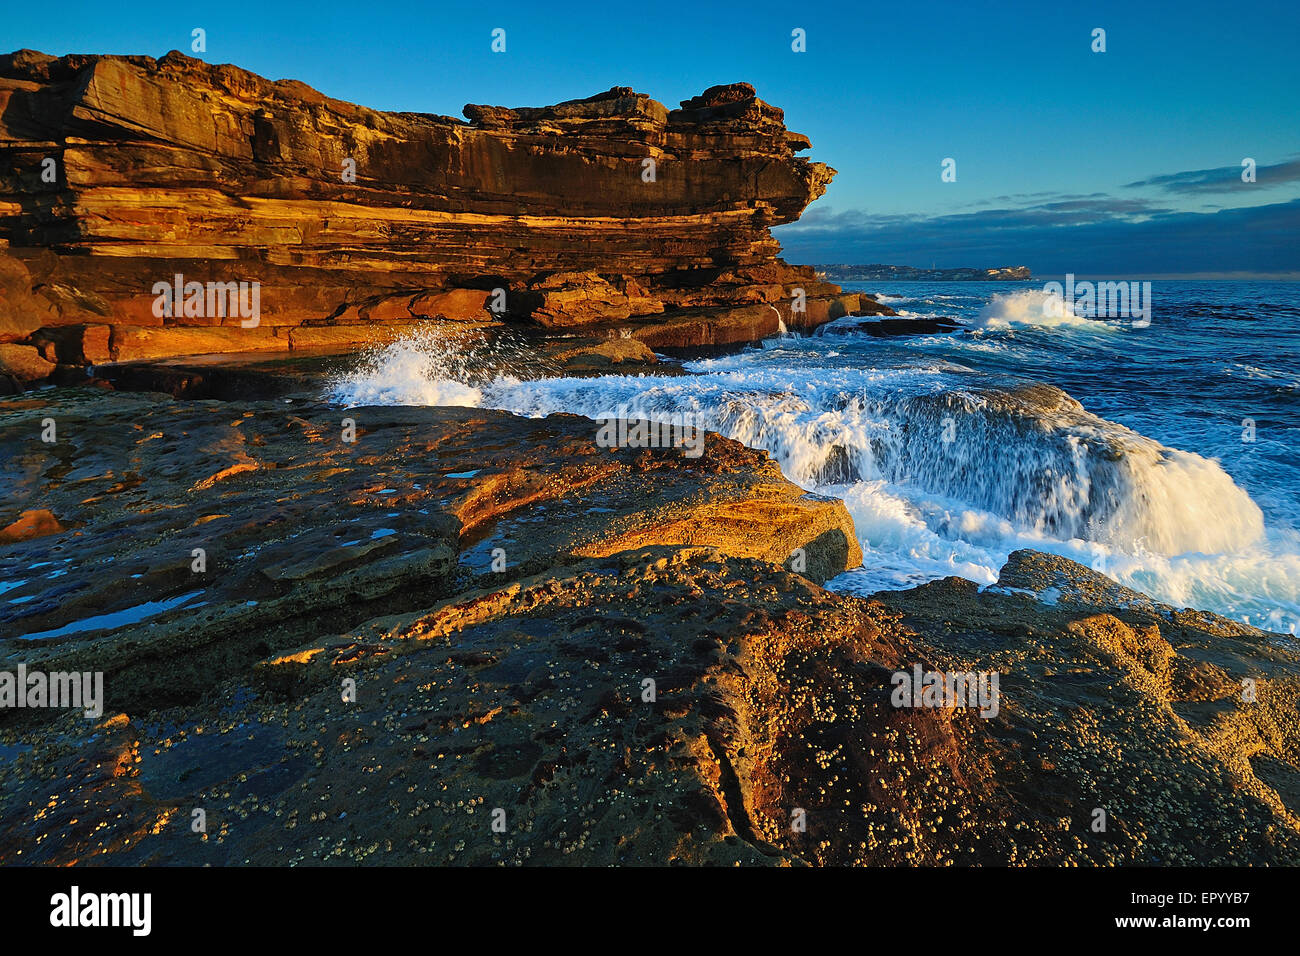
[{"left": 333, "top": 280, "right": 1300, "bottom": 634}]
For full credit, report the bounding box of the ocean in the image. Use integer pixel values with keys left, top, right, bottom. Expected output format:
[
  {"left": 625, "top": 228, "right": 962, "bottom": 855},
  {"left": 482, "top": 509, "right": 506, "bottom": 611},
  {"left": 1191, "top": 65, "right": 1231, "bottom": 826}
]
[{"left": 330, "top": 280, "right": 1300, "bottom": 635}]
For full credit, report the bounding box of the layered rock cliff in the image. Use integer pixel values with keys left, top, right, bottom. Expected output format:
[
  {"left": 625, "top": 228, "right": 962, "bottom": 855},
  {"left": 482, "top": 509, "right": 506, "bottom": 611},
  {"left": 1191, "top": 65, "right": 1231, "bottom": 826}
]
[{"left": 0, "top": 49, "right": 886, "bottom": 385}]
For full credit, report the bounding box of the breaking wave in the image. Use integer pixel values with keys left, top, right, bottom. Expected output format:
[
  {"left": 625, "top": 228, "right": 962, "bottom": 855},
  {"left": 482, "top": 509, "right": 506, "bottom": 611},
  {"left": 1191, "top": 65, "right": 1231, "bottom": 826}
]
[
  {"left": 973, "top": 289, "right": 1118, "bottom": 331},
  {"left": 328, "top": 319, "right": 1298, "bottom": 633}
]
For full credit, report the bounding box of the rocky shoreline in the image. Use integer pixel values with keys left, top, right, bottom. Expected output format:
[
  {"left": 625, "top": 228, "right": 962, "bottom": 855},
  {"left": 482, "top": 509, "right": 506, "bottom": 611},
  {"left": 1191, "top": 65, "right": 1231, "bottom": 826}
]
[
  {"left": 2, "top": 378, "right": 1298, "bottom": 865},
  {"left": 1, "top": 51, "right": 1298, "bottom": 867}
]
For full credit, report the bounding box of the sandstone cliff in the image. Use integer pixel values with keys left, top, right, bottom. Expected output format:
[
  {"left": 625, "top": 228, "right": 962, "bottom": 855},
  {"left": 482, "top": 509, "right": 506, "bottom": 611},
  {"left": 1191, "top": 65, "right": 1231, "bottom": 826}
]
[{"left": 0, "top": 49, "right": 887, "bottom": 386}]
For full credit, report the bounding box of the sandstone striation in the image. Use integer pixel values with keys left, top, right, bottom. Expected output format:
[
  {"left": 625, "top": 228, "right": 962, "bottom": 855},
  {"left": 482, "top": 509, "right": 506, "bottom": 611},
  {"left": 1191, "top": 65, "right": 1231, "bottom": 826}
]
[
  {"left": 0, "top": 51, "right": 888, "bottom": 386},
  {"left": 2, "top": 388, "right": 1298, "bottom": 866}
]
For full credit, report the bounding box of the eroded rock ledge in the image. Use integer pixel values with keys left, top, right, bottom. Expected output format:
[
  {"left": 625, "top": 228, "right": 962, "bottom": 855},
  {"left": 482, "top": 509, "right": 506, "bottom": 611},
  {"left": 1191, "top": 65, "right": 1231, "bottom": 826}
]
[
  {"left": 0, "top": 49, "right": 891, "bottom": 388},
  {"left": 2, "top": 389, "right": 1298, "bottom": 866}
]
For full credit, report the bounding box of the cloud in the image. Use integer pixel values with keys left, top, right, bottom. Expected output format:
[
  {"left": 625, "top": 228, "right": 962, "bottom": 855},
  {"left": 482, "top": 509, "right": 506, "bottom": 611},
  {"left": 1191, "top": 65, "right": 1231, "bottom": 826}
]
[
  {"left": 1123, "top": 158, "right": 1300, "bottom": 194},
  {"left": 1031, "top": 197, "right": 1161, "bottom": 215},
  {"left": 791, "top": 194, "right": 1168, "bottom": 236},
  {"left": 786, "top": 195, "right": 1166, "bottom": 235},
  {"left": 773, "top": 198, "right": 1300, "bottom": 276}
]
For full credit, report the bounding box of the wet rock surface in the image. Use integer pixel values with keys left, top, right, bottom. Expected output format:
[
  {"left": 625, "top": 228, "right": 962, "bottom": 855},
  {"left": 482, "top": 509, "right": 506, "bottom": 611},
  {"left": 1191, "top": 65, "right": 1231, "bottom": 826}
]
[
  {"left": 0, "top": 388, "right": 858, "bottom": 714},
  {"left": 821, "top": 315, "right": 962, "bottom": 337},
  {"left": 1, "top": 388, "right": 1297, "bottom": 866}
]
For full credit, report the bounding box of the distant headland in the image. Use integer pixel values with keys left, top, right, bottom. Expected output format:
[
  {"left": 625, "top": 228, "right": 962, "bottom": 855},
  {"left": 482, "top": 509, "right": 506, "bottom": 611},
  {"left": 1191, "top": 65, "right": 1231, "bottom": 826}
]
[{"left": 818, "top": 264, "right": 1032, "bottom": 282}]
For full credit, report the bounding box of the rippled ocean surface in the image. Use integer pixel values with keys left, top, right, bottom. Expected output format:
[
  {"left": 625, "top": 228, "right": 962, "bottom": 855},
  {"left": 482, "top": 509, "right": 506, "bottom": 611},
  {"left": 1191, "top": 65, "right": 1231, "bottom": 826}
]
[{"left": 331, "top": 280, "right": 1300, "bottom": 635}]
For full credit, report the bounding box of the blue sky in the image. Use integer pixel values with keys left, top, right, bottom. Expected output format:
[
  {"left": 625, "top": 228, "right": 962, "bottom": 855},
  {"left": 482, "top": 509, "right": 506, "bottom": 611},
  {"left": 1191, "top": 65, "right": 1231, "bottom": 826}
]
[{"left": 5, "top": 0, "right": 1298, "bottom": 276}]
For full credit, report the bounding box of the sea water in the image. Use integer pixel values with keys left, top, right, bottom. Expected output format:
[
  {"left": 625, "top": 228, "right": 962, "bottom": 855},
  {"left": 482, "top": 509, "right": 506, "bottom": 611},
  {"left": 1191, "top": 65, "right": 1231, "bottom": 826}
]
[{"left": 329, "top": 280, "right": 1300, "bottom": 635}]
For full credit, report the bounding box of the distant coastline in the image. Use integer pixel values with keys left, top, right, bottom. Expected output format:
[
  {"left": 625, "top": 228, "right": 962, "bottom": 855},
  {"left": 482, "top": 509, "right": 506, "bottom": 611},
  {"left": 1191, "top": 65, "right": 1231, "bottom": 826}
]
[{"left": 818, "top": 264, "right": 1032, "bottom": 282}]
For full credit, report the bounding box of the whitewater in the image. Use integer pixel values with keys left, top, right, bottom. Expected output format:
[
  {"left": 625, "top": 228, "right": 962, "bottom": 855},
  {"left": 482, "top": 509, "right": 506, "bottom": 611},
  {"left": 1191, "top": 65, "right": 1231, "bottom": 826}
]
[{"left": 329, "top": 280, "right": 1300, "bottom": 635}]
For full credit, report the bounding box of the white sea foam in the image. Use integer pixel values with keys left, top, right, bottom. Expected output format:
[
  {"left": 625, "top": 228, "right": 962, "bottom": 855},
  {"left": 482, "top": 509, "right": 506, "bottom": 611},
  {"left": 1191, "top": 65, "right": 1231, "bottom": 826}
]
[
  {"left": 973, "top": 289, "right": 1119, "bottom": 332},
  {"left": 328, "top": 327, "right": 1299, "bottom": 633},
  {"left": 329, "top": 331, "right": 485, "bottom": 406}
]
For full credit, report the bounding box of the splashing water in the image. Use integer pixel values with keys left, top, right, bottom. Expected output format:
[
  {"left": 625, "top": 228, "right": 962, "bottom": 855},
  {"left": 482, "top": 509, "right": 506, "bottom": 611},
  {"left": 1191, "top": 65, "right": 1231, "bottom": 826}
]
[
  {"left": 328, "top": 282, "right": 1300, "bottom": 634},
  {"left": 326, "top": 326, "right": 545, "bottom": 407},
  {"left": 972, "top": 288, "right": 1119, "bottom": 331}
]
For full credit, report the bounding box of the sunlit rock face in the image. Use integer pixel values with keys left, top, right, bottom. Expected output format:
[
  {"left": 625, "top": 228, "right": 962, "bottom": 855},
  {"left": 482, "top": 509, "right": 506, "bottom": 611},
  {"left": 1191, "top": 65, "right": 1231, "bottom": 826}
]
[
  {"left": 3, "top": 390, "right": 1299, "bottom": 866},
  {"left": 0, "top": 50, "right": 875, "bottom": 375}
]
